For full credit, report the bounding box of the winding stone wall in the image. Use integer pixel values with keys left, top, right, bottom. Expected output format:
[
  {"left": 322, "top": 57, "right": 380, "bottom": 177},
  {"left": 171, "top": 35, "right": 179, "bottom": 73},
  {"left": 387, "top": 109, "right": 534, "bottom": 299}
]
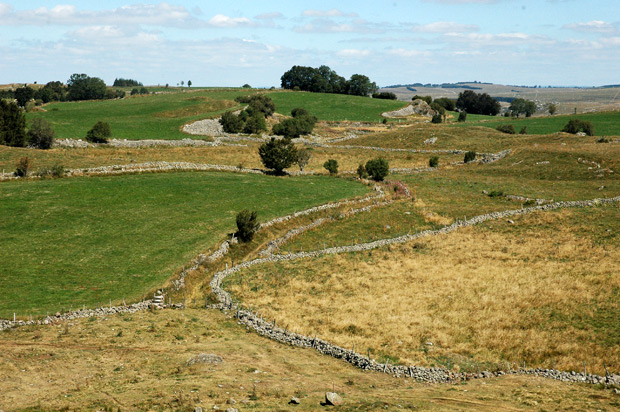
[{"left": 209, "top": 195, "right": 620, "bottom": 385}]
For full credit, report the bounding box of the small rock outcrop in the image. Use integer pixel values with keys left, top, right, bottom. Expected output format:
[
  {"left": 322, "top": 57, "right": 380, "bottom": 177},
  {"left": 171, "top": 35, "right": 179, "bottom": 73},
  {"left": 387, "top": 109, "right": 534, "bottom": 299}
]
[
  {"left": 325, "top": 392, "right": 343, "bottom": 406},
  {"left": 382, "top": 99, "right": 436, "bottom": 118}
]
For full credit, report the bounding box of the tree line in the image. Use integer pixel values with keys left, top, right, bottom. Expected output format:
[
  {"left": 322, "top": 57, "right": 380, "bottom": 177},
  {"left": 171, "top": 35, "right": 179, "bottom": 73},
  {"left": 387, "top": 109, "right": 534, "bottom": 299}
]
[{"left": 280, "top": 65, "right": 378, "bottom": 97}]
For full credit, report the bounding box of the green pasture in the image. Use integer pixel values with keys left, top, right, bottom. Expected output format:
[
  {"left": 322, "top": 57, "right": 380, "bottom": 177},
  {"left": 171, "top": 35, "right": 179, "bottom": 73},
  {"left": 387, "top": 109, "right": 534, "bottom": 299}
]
[
  {"left": 26, "top": 89, "right": 246, "bottom": 140},
  {"left": 269, "top": 91, "right": 407, "bottom": 122},
  {"left": 0, "top": 171, "right": 368, "bottom": 318},
  {"left": 458, "top": 111, "right": 620, "bottom": 136}
]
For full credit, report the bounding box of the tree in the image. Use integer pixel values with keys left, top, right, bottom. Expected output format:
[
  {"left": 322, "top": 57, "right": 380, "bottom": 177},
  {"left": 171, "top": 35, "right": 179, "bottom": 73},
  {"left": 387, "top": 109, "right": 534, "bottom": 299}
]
[
  {"left": 433, "top": 97, "right": 456, "bottom": 112},
  {"left": 548, "top": 103, "right": 557, "bottom": 115},
  {"left": 242, "top": 83, "right": 251, "bottom": 88},
  {"left": 27, "top": 118, "right": 55, "bottom": 149},
  {"left": 181, "top": 80, "right": 184, "bottom": 87},
  {"left": 113, "top": 78, "right": 142, "bottom": 87},
  {"left": 85, "top": 121, "right": 111, "bottom": 143},
  {"left": 323, "top": 159, "right": 338, "bottom": 175},
  {"left": 429, "top": 156, "right": 439, "bottom": 168},
  {"left": 187, "top": 80, "right": 192, "bottom": 88},
  {"left": 509, "top": 98, "right": 537, "bottom": 117},
  {"left": 457, "top": 111, "right": 467, "bottom": 122},
  {"left": 15, "top": 156, "right": 30, "bottom": 177},
  {"left": 272, "top": 108, "right": 317, "bottom": 138},
  {"left": 258, "top": 137, "right": 298, "bottom": 174},
  {"left": 247, "top": 94, "right": 275, "bottom": 117},
  {"left": 0, "top": 100, "right": 26, "bottom": 147},
  {"left": 219, "top": 111, "right": 244, "bottom": 133},
  {"left": 297, "top": 148, "right": 312, "bottom": 171},
  {"left": 496, "top": 124, "right": 516, "bottom": 134},
  {"left": 431, "top": 113, "right": 443, "bottom": 124},
  {"left": 235, "top": 210, "right": 260, "bottom": 242},
  {"left": 456, "top": 90, "right": 500, "bottom": 116},
  {"left": 412, "top": 95, "right": 432, "bottom": 105},
  {"left": 67, "top": 73, "right": 107, "bottom": 101},
  {"left": 372, "top": 92, "right": 397, "bottom": 100},
  {"left": 365, "top": 158, "right": 389, "bottom": 181},
  {"left": 242, "top": 112, "right": 267, "bottom": 134},
  {"left": 356, "top": 163, "right": 368, "bottom": 179},
  {"left": 14, "top": 86, "right": 35, "bottom": 107},
  {"left": 347, "top": 74, "right": 377, "bottom": 97}
]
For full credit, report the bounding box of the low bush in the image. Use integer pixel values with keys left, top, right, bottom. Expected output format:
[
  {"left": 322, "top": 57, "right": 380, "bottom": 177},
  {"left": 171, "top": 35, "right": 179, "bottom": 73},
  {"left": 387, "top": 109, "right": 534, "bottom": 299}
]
[
  {"left": 519, "top": 126, "right": 528, "bottom": 135},
  {"left": 296, "top": 148, "right": 312, "bottom": 171},
  {"left": 372, "top": 92, "right": 397, "bottom": 100},
  {"left": 356, "top": 163, "right": 368, "bottom": 179},
  {"left": 365, "top": 158, "right": 389, "bottom": 181},
  {"left": 496, "top": 124, "right": 516, "bottom": 134},
  {"left": 487, "top": 190, "right": 505, "bottom": 198},
  {"left": 431, "top": 113, "right": 443, "bottom": 124},
  {"left": 464, "top": 151, "right": 476, "bottom": 163},
  {"left": 15, "top": 156, "right": 30, "bottom": 177},
  {"left": 27, "top": 118, "right": 55, "bottom": 149},
  {"left": 323, "top": 159, "right": 338, "bottom": 175},
  {"left": 235, "top": 210, "right": 260, "bottom": 242},
  {"left": 562, "top": 118, "right": 594, "bottom": 136},
  {"left": 457, "top": 111, "right": 467, "bottom": 122},
  {"left": 36, "top": 164, "right": 65, "bottom": 178},
  {"left": 272, "top": 108, "right": 317, "bottom": 138},
  {"left": 429, "top": 156, "right": 439, "bottom": 168},
  {"left": 86, "top": 121, "right": 111, "bottom": 143}
]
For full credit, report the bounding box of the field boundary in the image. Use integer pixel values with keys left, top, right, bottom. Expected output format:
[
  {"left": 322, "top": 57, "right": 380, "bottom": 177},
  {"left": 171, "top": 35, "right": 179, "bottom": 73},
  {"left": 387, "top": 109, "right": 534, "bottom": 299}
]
[{"left": 209, "top": 195, "right": 620, "bottom": 385}]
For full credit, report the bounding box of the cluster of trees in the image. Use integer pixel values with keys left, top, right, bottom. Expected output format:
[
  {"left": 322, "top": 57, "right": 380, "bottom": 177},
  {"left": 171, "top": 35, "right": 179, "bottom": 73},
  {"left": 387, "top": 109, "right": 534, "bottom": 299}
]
[
  {"left": 562, "top": 118, "right": 594, "bottom": 136},
  {"left": 113, "top": 78, "right": 142, "bottom": 87},
  {"left": 508, "top": 98, "right": 537, "bottom": 117},
  {"left": 130, "top": 87, "right": 150, "bottom": 96},
  {"left": 219, "top": 94, "right": 275, "bottom": 134},
  {"left": 372, "top": 92, "right": 397, "bottom": 100},
  {"left": 456, "top": 90, "right": 501, "bottom": 116},
  {"left": 281, "top": 65, "right": 378, "bottom": 97},
  {"left": 272, "top": 108, "right": 317, "bottom": 138},
  {"left": 0, "top": 100, "right": 56, "bottom": 148}
]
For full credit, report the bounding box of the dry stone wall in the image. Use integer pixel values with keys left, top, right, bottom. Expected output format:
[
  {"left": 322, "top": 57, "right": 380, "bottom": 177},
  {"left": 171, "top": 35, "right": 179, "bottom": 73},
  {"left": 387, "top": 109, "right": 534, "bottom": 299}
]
[{"left": 210, "top": 195, "right": 620, "bottom": 386}]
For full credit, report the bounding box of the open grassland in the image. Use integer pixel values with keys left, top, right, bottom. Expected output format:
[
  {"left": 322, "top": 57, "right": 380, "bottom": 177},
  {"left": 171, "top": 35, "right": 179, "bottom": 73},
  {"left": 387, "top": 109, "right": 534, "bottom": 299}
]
[
  {"left": 0, "top": 172, "right": 367, "bottom": 318},
  {"left": 269, "top": 91, "right": 407, "bottom": 122},
  {"left": 1, "top": 308, "right": 618, "bottom": 412},
  {"left": 224, "top": 205, "right": 620, "bottom": 375},
  {"left": 0, "top": 143, "right": 459, "bottom": 175},
  {"left": 26, "top": 89, "right": 245, "bottom": 140},
  {"left": 461, "top": 111, "right": 620, "bottom": 136}
]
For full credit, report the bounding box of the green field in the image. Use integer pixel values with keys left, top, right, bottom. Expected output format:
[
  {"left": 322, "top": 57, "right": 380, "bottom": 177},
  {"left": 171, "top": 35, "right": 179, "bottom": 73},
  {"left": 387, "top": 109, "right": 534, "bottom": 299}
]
[
  {"left": 269, "top": 91, "right": 407, "bottom": 122},
  {"left": 0, "top": 171, "right": 368, "bottom": 317},
  {"left": 460, "top": 110, "right": 620, "bottom": 136},
  {"left": 26, "top": 89, "right": 246, "bottom": 140}
]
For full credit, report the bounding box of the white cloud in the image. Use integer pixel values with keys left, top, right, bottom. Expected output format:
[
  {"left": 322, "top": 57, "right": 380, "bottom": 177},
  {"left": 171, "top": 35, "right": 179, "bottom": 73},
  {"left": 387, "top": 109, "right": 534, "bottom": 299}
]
[
  {"left": 207, "top": 14, "right": 252, "bottom": 28},
  {"left": 302, "top": 9, "right": 358, "bottom": 18},
  {"left": 563, "top": 20, "right": 616, "bottom": 34},
  {"left": 412, "top": 21, "right": 478, "bottom": 33},
  {"left": 337, "top": 49, "right": 370, "bottom": 58},
  {"left": 295, "top": 20, "right": 356, "bottom": 33}
]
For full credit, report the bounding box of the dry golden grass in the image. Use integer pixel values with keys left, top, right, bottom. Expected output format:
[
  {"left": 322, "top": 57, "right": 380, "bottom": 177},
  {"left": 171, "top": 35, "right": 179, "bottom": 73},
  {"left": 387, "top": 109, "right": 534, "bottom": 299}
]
[
  {"left": 1, "top": 308, "right": 617, "bottom": 412},
  {"left": 226, "top": 206, "right": 620, "bottom": 375}
]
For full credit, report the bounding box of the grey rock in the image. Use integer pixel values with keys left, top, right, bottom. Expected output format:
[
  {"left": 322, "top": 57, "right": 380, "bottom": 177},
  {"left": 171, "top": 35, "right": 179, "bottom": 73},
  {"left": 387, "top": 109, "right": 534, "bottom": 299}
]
[
  {"left": 195, "top": 407, "right": 203, "bottom": 412},
  {"left": 325, "top": 392, "right": 343, "bottom": 406},
  {"left": 289, "top": 396, "right": 301, "bottom": 404}
]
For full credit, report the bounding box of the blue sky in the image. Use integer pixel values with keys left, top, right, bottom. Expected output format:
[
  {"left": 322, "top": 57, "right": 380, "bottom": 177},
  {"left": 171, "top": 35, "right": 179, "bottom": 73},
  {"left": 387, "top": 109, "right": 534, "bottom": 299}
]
[{"left": 1, "top": 1, "right": 618, "bottom": 87}]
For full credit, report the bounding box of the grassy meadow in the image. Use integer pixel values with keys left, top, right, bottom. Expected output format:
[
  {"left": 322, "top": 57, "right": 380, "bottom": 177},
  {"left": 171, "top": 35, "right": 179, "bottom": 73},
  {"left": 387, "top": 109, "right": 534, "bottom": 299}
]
[{"left": 0, "top": 171, "right": 367, "bottom": 317}]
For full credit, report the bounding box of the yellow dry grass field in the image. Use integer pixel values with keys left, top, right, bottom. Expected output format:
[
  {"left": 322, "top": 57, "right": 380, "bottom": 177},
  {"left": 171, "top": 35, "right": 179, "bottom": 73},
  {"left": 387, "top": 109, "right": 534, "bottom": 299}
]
[
  {"left": 226, "top": 206, "right": 620, "bottom": 375},
  {"left": 1, "top": 308, "right": 618, "bottom": 412}
]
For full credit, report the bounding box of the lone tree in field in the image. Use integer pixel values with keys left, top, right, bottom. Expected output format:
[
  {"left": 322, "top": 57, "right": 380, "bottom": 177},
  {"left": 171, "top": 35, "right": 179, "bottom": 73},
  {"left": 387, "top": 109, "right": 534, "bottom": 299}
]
[
  {"left": 323, "top": 159, "right": 338, "bottom": 175},
  {"left": 235, "top": 210, "right": 260, "bottom": 242},
  {"left": 258, "top": 137, "right": 298, "bottom": 174},
  {"left": 365, "top": 158, "right": 389, "bottom": 181},
  {"left": 86, "top": 121, "right": 112, "bottom": 143},
  {"left": 0, "top": 100, "right": 26, "bottom": 147},
  {"left": 27, "top": 118, "right": 55, "bottom": 149}
]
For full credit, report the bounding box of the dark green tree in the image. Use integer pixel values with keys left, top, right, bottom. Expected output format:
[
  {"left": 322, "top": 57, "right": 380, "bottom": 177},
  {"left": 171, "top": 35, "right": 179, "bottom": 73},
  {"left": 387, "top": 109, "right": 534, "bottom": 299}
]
[
  {"left": 323, "top": 159, "right": 338, "bottom": 175},
  {"left": 242, "top": 113, "right": 267, "bottom": 134},
  {"left": 85, "top": 121, "right": 111, "bottom": 143},
  {"left": 0, "top": 100, "right": 26, "bottom": 147},
  {"left": 509, "top": 98, "right": 537, "bottom": 117},
  {"left": 67, "top": 73, "right": 107, "bottom": 101},
  {"left": 235, "top": 210, "right": 260, "bottom": 242},
  {"left": 258, "top": 137, "right": 298, "bottom": 174},
  {"left": 457, "top": 111, "right": 467, "bottom": 122},
  {"left": 27, "top": 118, "right": 55, "bottom": 149},
  {"left": 14, "top": 86, "right": 35, "bottom": 107},
  {"left": 562, "top": 119, "right": 594, "bottom": 136},
  {"left": 365, "top": 158, "right": 389, "bottom": 181},
  {"left": 456, "top": 90, "right": 500, "bottom": 116},
  {"left": 464, "top": 151, "right": 477, "bottom": 163},
  {"left": 219, "top": 111, "right": 244, "bottom": 133},
  {"left": 347, "top": 74, "right": 377, "bottom": 96},
  {"left": 433, "top": 97, "right": 456, "bottom": 111},
  {"left": 372, "top": 92, "right": 397, "bottom": 100},
  {"left": 429, "top": 156, "right": 439, "bottom": 168}
]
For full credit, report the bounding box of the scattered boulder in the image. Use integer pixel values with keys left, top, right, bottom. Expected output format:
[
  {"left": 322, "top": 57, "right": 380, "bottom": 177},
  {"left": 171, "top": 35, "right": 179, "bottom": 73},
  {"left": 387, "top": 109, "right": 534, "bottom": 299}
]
[
  {"left": 187, "top": 353, "right": 224, "bottom": 366},
  {"left": 227, "top": 398, "right": 236, "bottom": 405},
  {"left": 195, "top": 407, "right": 203, "bottom": 412},
  {"left": 325, "top": 392, "right": 343, "bottom": 406},
  {"left": 289, "top": 396, "right": 301, "bottom": 405}
]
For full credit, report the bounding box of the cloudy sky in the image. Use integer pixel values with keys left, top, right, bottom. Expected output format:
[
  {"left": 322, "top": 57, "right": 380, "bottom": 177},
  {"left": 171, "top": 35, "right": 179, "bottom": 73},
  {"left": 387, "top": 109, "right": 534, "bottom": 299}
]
[{"left": 1, "top": 0, "right": 618, "bottom": 87}]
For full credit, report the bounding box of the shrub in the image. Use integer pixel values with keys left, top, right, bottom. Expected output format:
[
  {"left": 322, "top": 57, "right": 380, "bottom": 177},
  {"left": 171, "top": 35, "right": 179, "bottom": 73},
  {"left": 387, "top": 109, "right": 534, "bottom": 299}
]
[
  {"left": 130, "top": 88, "right": 139, "bottom": 96},
  {"left": 429, "top": 156, "right": 439, "bottom": 168},
  {"left": 496, "top": 124, "right": 516, "bottom": 134},
  {"left": 242, "top": 113, "right": 267, "bottom": 134},
  {"left": 323, "top": 159, "right": 338, "bottom": 175},
  {"left": 457, "top": 111, "right": 467, "bottom": 122},
  {"left": 85, "top": 121, "right": 111, "bottom": 143},
  {"left": 487, "top": 190, "right": 505, "bottom": 198},
  {"left": 297, "top": 148, "right": 312, "bottom": 171},
  {"left": 562, "top": 118, "right": 594, "bottom": 136},
  {"left": 0, "top": 100, "right": 26, "bottom": 147},
  {"left": 219, "top": 111, "right": 244, "bottom": 133},
  {"left": 519, "top": 126, "right": 528, "bottom": 135},
  {"left": 235, "top": 210, "right": 259, "bottom": 242},
  {"left": 258, "top": 137, "right": 298, "bottom": 174},
  {"left": 247, "top": 95, "right": 275, "bottom": 117},
  {"left": 27, "top": 118, "right": 55, "bottom": 149},
  {"left": 365, "top": 158, "right": 389, "bottom": 181},
  {"left": 36, "top": 164, "right": 65, "bottom": 178},
  {"left": 597, "top": 137, "right": 610, "bottom": 143},
  {"left": 272, "top": 109, "right": 317, "bottom": 138},
  {"left": 433, "top": 97, "right": 456, "bottom": 112},
  {"left": 15, "top": 156, "right": 30, "bottom": 177},
  {"left": 464, "top": 151, "right": 476, "bottom": 163},
  {"left": 356, "top": 164, "right": 368, "bottom": 179},
  {"left": 548, "top": 103, "right": 557, "bottom": 115},
  {"left": 431, "top": 113, "right": 443, "bottom": 124}
]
